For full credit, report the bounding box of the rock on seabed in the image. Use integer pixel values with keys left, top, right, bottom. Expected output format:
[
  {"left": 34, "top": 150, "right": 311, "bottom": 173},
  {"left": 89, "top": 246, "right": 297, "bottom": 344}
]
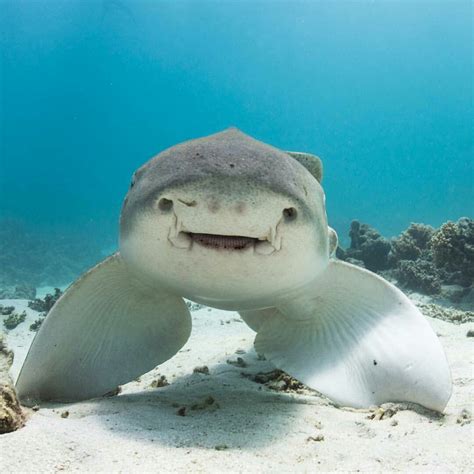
[{"left": 0, "top": 333, "right": 24, "bottom": 434}]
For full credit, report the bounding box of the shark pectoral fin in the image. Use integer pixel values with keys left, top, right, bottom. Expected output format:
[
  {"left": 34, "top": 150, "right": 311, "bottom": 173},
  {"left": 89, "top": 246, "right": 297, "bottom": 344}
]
[
  {"left": 254, "top": 260, "right": 452, "bottom": 412},
  {"left": 239, "top": 308, "right": 279, "bottom": 333},
  {"left": 16, "top": 253, "right": 191, "bottom": 404}
]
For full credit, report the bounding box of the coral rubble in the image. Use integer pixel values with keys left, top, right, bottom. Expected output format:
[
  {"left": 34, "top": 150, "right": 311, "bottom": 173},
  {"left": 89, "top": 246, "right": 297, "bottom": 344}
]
[
  {"left": 417, "top": 303, "right": 474, "bottom": 325},
  {"left": 0, "top": 334, "right": 24, "bottom": 434}
]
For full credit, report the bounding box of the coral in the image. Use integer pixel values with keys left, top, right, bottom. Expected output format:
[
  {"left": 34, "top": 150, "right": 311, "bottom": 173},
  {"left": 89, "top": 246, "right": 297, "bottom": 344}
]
[
  {"left": 396, "top": 260, "right": 441, "bottom": 295},
  {"left": 25, "top": 289, "right": 63, "bottom": 331},
  {"left": 29, "top": 317, "right": 45, "bottom": 332},
  {"left": 391, "top": 223, "right": 435, "bottom": 262},
  {"left": 0, "top": 306, "right": 15, "bottom": 316},
  {"left": 0, "top": 334, "right": 24, "bottom": 433},
  {"left": 335, "top": 246, "right": 346, "bottom": 260},
  {"left": 28, "top": 288, "right": 63, "bottom": 313},
  {"left": 338, "top": 218, "right": 473, "bottom": 299},
  {"left": 3, "top": 311, "right": 27, "bottom": 330},
  {"left": 344, "top": 220, "right": 392, "bottom": 271},
  {"left": 430, "top": 218, "right": 474, "bottom": 287}
]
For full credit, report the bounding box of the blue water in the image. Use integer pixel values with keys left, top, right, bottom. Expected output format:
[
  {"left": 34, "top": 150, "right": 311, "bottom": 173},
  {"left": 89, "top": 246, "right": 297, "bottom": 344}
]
[{"left": 1, "top": 0, "right": 472, "bottom": 248}]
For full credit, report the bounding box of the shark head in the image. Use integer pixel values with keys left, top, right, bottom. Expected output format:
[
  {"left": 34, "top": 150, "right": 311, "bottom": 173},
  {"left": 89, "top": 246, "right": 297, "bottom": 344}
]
[{"left": 120, "top": 128, "right": 331, "bottom": 310}]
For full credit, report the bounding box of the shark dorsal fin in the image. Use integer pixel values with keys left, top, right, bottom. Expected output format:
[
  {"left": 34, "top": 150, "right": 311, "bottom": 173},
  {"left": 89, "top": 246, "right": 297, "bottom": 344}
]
[{"left": 286, "top": 151, "right": 323, "bottom": 183}]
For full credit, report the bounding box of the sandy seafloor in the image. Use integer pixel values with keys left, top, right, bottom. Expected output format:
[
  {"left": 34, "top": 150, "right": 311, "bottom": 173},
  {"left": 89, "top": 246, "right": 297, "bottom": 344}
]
[{"left": 0, "top": 291, "right": 473, "bottom": 473}]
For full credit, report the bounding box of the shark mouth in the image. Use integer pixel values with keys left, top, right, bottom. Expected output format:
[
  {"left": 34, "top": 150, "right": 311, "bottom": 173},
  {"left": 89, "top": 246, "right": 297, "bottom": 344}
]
[
  {"left": 168, "top": 230, "right": 280, "bottom": 255},
  {"left": 188, "top": 233, "right": 256, "bottom": 250}
]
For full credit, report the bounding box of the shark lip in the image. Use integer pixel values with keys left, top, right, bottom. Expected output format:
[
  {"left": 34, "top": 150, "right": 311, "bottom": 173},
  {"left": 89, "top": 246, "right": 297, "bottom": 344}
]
[
  {"left": 186, "top": 232, "right": 257, "bottom": 250},
  {"left": 167, "top": 215, "right": 281, "bottom": 255}
]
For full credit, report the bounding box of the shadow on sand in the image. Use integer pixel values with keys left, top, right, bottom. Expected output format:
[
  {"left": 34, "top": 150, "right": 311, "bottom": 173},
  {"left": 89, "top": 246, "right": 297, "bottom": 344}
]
[{"left": 48, "top": 358, "right": 325, "bottom": 450}]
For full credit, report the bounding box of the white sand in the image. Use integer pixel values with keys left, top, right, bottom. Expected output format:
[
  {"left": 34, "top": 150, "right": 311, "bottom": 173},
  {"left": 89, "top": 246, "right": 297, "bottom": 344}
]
[{"left": 0, "top": 298, "right": 473, "bottom": 472}]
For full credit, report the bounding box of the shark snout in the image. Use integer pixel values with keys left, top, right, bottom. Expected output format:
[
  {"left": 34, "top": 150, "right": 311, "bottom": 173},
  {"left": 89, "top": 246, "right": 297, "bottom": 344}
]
[
  {"left": 161, "top": 196, "right": 248, "bottom": 216},
  {"left": 155, "top": 193, "right": 298, "bottom": 255}
]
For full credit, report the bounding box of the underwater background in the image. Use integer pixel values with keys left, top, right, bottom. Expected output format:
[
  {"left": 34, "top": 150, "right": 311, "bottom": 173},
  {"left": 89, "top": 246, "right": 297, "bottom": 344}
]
[{"left": 0, "top": 0, "right": 472, "bottom": 286}]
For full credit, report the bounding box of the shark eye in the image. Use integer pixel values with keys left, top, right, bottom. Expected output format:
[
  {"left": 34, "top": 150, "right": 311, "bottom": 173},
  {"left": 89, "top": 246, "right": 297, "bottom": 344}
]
[
  {"left": 130, "top": 173, "right": 136, "bottom": 189},
  {"left": 158, "top": 198, "right": 174, "bottom": 212},
  {"left": 283, "top": 207, "right": 297, "bottom": 222}
]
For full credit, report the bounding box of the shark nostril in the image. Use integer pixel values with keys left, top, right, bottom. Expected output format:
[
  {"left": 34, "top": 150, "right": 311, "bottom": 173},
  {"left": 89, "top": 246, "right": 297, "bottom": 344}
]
[
  {"left": 208, "top": 200, "right": 220, "bottom": 213},
  {"left": 283, "top": 207, "right": 297, "bottom": 222},
  {"left": 158, "top": 198, "right": 174, "bottom": 212}
]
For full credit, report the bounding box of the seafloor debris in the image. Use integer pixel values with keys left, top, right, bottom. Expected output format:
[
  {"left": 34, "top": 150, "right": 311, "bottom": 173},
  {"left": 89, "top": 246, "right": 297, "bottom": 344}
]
[
  {"left": 174, "top": 396, "right": 220, "bottom": 416},
  {"left": 102, "top": 386, "right": 122, "bottom": 397},
  {"left": 214, "top": 444, "right": 229, "bottom": 451},
  {"left": 150, "top": 375, "right": 169, "bottom": 388},
  {"left": 243, "top": 369, "right": 306, "bottom": 393},
  {"left": 226, "top": 357, "right": 247, "bottom": 368},
  {"left": 367, "top": 403, "right": 398, "bottom": 420},
  {"left": 3, "top": 311, "right": 27, "bottom": 330},
  {"left": 417, "top": 303, "right": 474, "bottom": 324},
  {"left": 190, "top": 395, "right": 219, "bottom": 411},
  {"left": 185, "top": 301, "right": 205, "bottom": 312},
  {"left": 28, "top": 288, "right": 63, "bottom": 313},
  {"left": 456, "top": 408, "right": 471, "bottom": 426},
  {"left": 0, "top": 334, "right": 24, "bottom": 434},
  {"left": 193, "top": 365, "right": 210, "bottom": 375}
]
